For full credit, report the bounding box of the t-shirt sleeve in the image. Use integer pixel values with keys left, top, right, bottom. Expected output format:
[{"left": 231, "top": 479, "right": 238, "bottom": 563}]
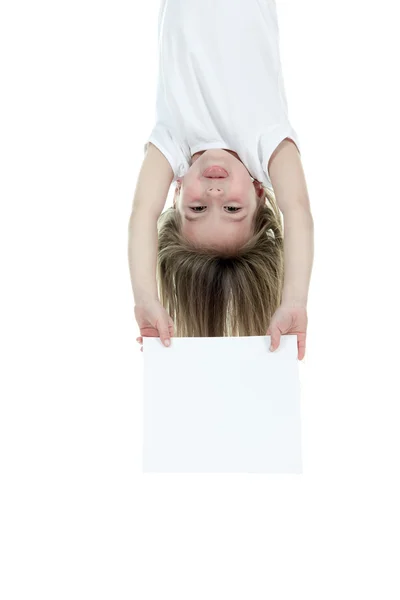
[
  {"left": 257, "top": 0, "right": 301, "bottom": 189},
  {"left": 259, "top": 123, "right": 301, "bottom": 189},
  {"left": 144, "top": 123, "right": 190, "bottom": 181}
]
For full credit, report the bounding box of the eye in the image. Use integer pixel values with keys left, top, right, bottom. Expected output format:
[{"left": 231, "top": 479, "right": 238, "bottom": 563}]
[{"left": 190, "top": 207, "right": 241, "bottom": 213}]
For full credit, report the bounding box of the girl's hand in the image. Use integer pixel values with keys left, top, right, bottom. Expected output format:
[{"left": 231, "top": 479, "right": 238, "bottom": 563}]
[
  {"left": 136, "top": 336, "right": 144, "bottom": 353},
  {"left": 134, "top": 299, "right": 175, "bottom": 351},
  {"left": 267, "top": 304, "right": 308, "bottom": 360}
]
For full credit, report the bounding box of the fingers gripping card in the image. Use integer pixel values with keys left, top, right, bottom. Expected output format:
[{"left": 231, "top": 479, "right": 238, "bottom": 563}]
[{"left": 142, "top": 335, "right": 302, "bottom": 473}]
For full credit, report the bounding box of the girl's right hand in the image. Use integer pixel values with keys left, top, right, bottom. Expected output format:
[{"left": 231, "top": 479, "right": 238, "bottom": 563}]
[{"left": 134, "top": 299, "right": 175, "bottom": 351}]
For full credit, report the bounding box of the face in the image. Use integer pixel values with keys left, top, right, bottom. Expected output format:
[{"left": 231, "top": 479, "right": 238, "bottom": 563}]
[{"left": 174, "top": 149, "right": 263, "bottom": 250}]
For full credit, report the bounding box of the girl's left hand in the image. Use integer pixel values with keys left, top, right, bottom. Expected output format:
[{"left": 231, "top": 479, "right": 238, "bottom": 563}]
[{"left": 267, "top": 304, "right": 308, "bottom": 360}]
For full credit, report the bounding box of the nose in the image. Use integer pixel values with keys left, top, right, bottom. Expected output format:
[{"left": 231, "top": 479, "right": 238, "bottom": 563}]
[{"left": 205, "top": 186, "right": 224, "bottom": 196}]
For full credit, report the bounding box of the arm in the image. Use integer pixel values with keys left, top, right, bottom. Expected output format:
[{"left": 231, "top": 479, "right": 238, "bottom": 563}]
[
  {"left": 127, "top": 143, "right": 174, "bottom": 304},
  {"left": 268, "top": 138, "right": 314, "bottom": 307}
]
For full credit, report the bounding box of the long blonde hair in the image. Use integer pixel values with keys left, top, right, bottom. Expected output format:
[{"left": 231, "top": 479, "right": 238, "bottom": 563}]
[{"left": 156, "top": 186, "right": 283, "bottom": 337}]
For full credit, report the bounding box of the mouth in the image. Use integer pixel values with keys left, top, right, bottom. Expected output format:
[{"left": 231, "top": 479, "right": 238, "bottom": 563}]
[{"left": 202, "top": 166, "right": 229, "bottom": 178}]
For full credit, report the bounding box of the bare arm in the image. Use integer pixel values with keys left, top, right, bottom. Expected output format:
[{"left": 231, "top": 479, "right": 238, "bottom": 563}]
[
  {"left": 268, "top": 138, "right": 314, "bottom": 307},
  {"left": 127, "top": 143, "right": 174, "bottom": 304}
]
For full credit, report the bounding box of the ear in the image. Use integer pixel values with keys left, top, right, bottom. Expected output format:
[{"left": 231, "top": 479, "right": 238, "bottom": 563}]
[
  {"left": 173, "top": 178, "right": 182, "bottom": 208},
  {"left": 253, "top": 180, "right": 264, "bottom": 200}
]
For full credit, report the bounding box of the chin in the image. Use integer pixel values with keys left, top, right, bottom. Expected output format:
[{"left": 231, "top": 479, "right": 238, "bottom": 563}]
[
  {"left": 208, "top": 148, "right": 241, "bottom": 161},
  {"left": 191, "top": 148, "right": 241, "bottom": 169}
]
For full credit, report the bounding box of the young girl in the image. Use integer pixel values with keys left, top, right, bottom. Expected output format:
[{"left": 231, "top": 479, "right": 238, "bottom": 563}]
[{"left": 128, "top": 0, "right": 314, "bottom": 360}]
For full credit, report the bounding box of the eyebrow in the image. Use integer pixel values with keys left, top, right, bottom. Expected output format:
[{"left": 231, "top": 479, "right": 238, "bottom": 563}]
[{"left": 184, "top": 214, "right": 248, "bottom": 223}]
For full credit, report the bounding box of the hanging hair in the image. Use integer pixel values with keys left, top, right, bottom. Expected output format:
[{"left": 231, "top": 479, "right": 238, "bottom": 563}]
[{"left": 156, "top": 185, "right": 283, "bottom": 337}]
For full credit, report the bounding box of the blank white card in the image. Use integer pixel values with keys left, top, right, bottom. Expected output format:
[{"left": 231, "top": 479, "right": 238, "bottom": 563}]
[{"left": 143, "top": 335, "right": 302, "bottom": 473}]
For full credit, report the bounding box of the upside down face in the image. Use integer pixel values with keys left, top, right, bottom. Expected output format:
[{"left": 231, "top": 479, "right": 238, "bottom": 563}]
[{"left": 173, "top": 149, "right": 264, "bottom": 249}]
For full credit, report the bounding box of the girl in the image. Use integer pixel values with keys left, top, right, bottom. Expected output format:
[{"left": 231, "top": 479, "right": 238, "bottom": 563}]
[{"left": 128, "top": 0, "right": 314, "bottom": 360}]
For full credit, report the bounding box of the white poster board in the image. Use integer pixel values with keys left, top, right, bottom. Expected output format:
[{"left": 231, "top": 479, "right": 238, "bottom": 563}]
[{"left": 143, "top": 335, "right": 302, "bottom": 473}]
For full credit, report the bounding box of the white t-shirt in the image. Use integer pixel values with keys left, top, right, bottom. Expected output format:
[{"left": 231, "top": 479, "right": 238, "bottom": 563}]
[{"left": 145, "top": 0, "right": 301, "bottom": 189}]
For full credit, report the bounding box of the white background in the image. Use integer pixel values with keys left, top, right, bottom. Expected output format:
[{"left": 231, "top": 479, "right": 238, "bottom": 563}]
[{"left": 1, "top": 0, "right": 399, "bottom": 597}]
